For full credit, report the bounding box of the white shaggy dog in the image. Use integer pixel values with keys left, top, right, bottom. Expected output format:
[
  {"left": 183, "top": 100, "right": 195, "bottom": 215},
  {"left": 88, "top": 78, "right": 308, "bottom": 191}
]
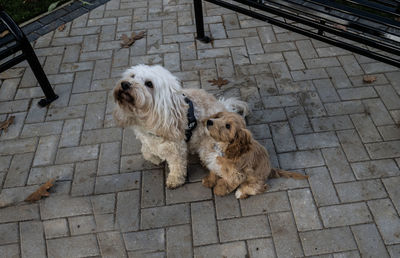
[{"left": 113, "top": 64, "right": 248, "bottom": 188}]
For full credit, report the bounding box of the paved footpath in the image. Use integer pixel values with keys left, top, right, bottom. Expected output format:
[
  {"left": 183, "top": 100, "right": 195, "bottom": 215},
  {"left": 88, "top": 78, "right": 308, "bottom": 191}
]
[{"left": 1, "top": 0, "right": 400, "bottom": 257}]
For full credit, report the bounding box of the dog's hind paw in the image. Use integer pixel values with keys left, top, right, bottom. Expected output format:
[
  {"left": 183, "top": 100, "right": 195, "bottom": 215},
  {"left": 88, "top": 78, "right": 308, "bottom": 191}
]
[
  {"left": 166, "top": 174, "right": 185, "bottom": 189},
  {"left": 235, "top": 189, "right": 248, "bottom": 199}
]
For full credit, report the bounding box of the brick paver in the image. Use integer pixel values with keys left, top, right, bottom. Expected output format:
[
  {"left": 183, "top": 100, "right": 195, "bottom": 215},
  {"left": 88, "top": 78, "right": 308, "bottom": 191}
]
[{"left": 0, "top": 0, "right": 400, "bottom": 257}]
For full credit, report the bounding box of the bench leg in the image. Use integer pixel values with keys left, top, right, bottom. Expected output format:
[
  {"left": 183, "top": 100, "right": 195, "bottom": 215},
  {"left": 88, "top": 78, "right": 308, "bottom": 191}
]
[
  {"left": 194, "top": 0, "right": 212, "bottom": 43},
  {"left": 23, "top": 43, "right": 58, "bottom": 107}
]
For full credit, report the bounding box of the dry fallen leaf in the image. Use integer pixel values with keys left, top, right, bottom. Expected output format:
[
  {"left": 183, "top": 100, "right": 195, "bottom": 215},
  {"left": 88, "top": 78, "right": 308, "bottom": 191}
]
[
  {"left": 279, "top": 170, "right": 309, "bottom": 179},
  {"left": 120, "top": 31, "right": 146, "bottom": 48},
  {"left": 334, "top": 24, "right": 347, "bottom": 31},
  {"left": 120, "top": 34, "right": 131, "bottom": 47},
  {"left": 0, "top": 116, "right": 15, "bottom": 133},
  {"left": 58, "top": 24, "right": 66, "bottom": 31},
  {"left": 363, "top": 75, "right": 377, "bottom": 83},
  {"left": 270, "top": 168, "right": 309, "bottom": 179},
  {"left": 0, "top": 30, "right": 9, "bottom": 38},
  {"left": 25, "top": 178, "right": 55, "bottom": 203},
  {"left": 208, "top": 77, "right": 229, "bottom": 88}
]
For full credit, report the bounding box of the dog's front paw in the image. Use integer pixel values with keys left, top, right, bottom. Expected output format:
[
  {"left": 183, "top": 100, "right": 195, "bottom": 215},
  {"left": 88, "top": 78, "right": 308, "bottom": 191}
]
[
  {"left": 143, "top": 152, "right": 163, "bottom": 165},
  {"left": 213, "top": 179, "right": 230, "bottom": 196},
  {"left": 202, "top": 173, "right": 218, "bottom": 188},
  {"left": 166, "top": 173, "right": 185, "bottom": 189},
  {"left": 148, "top": 156, "right": 163, "bottom": 165}
]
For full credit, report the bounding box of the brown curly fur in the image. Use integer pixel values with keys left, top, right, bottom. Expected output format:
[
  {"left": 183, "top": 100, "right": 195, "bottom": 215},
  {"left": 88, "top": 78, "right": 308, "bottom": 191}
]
[{"left": 203, "top": 112, "right": 308, "bottom": 199}]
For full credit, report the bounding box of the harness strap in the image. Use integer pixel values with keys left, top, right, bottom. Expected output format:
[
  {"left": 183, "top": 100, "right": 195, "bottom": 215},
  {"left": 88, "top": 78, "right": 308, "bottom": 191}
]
[{"left": 184, "top": 96, "right": 197, "bottom": 142}]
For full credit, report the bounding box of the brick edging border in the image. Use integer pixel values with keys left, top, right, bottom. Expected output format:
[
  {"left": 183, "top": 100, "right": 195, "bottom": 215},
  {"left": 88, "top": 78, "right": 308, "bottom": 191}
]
[{"left": 22, "top": 0, "right": 111, "bottom": 42}]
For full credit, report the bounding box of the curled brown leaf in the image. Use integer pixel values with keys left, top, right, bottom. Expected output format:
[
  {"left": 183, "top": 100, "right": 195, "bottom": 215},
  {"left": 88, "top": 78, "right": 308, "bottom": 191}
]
[
  {"left": 0, "top": 116, "right": 15, "bottom": 134},
  {"left": 208, "top": 78, "right": 229, "bottom": 88},
  {"left": 363, "top": 75, "right": 377, "bottom": 83},
  {"left": 334, "top": 24, "right": 347, "bottom": 31},
  {"left": 120, "top": 31, "right": 146, "bottom": 48},
  {"left": 25, "top": 178, "right": 56, "bottom": 203},
  {"left": 58, "top": 24, "right": 66, "bottom": 31}
]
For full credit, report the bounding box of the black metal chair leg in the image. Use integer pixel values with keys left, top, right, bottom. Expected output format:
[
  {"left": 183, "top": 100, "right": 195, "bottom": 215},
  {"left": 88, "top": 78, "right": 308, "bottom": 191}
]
[
  {"left": 22, "top": 42, "right": 58, "bottom": 107},
  {"left": 193, "top": 0, "right": 212, "bottom": 43},
  {"left": 0, "top": 9, "right": 58, "bottom": 107}
]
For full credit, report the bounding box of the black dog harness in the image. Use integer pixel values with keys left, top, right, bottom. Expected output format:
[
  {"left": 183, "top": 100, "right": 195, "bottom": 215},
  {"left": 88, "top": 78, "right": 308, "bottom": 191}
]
[{"left": 184, "top": 96, "right": 197, "bottom": 142}]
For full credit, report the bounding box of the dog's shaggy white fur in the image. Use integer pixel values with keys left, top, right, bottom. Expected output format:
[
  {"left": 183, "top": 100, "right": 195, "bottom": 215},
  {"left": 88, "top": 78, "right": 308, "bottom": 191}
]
[{"left": 113, "top": 64, "right": 248, "bottom": 188}]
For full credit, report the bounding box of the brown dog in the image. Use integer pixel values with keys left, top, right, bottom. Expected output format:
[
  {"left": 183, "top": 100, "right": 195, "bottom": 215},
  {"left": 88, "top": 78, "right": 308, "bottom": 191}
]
[{"left": 202, "top": 111, "right": 308, "bottom": 199}]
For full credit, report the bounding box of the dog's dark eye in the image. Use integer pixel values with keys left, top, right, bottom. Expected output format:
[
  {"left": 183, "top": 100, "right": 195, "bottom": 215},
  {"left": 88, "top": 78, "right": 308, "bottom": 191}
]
[
  {"left": 131, "top": 74, "right": 135, "bottom": 78},
  {"left": 225, "top": 124, "right": 231, "bottom": 129},
  {"left": 145, "top": 81, "right": 153, "bottom": 88}
]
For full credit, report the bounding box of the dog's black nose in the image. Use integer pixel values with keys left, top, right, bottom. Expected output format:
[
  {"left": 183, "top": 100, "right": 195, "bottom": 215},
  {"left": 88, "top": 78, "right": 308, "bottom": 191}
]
[
  {"left": 207, "top": 120, "right": 213, "bottom": 126},
  {"left": 121, "top": 81, "right": 131, "bottom": 90}
]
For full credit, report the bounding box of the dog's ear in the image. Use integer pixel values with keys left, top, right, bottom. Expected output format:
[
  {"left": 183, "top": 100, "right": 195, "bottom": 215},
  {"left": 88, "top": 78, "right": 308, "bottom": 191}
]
[
  {"left": 210, "top": 112, "right": 223, "bottom": 119},
  {"left": 236, "top": 128, "right": 252, "bottom": 147},
  {"left": 226, "top": 128, "right": 252, "bottom": 159}
]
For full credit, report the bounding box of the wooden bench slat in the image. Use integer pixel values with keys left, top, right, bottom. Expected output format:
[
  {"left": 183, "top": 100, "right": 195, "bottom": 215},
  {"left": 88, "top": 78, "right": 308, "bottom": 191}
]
[
  {"left": 266, "top": 0, "right": 400, "bottom": 44},
  {"left": 0, "top": 41, "right": 20, "bottom": 60},
  {"left": 345, "top": 0, "right": 398, "bottom": 14},
  {"left": 369, "top": 0, "right": 400, "bottom": 8},
  {"left": 304, "top": 0, "right": 400, "bottom": 28},
  {"left": 194, "top": 0, "right": 400, "bottom": 66}
]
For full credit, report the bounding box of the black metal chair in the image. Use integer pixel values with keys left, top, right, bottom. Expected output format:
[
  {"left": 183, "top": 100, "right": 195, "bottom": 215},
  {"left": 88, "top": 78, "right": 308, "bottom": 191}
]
[{"left": 0, "top": 7, "right": 58, "bottom": 107}]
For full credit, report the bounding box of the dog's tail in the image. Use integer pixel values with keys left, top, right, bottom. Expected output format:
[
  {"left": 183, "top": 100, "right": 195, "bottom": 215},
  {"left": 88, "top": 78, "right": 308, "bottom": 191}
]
[
  {"left": 269, "top": 168, "right": 309, "bottom": 180},
  {"left": 219, "top": 98, "right": 249, "bottom": 117}
]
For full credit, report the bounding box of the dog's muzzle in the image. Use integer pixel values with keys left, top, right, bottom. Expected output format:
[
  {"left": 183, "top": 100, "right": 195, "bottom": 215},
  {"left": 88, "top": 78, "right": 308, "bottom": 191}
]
[{"left": 116, "top": 81, "right": 134, "bottom": 103}]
